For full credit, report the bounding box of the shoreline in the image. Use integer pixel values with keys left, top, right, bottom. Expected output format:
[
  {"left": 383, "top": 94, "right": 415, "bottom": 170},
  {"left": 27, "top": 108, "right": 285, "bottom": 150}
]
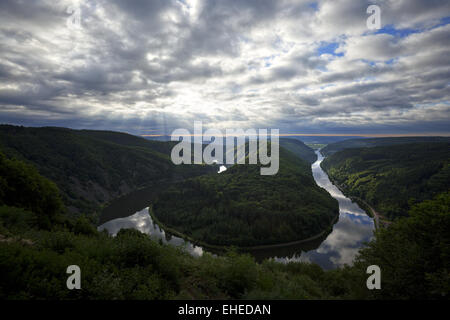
[
  {"left": 100, "top": 150, "right": 341, "bottom": 253},
  {"left": 319, "top": 163, "right": 386, "bottom": 229},
  {"left": 149, "top": 206, "right": 340, "bottom": 252}
]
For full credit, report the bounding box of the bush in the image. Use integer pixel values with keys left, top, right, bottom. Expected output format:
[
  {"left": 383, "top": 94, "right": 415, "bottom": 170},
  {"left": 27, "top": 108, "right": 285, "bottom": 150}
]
[{"left": 0, "top": 152, "right": 64, "bottom": 228}]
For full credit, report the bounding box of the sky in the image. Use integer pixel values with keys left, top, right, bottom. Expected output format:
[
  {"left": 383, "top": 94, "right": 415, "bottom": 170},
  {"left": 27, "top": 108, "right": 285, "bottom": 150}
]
[{"left": 0, "top": 0, "right": 449, "bottom": 136}]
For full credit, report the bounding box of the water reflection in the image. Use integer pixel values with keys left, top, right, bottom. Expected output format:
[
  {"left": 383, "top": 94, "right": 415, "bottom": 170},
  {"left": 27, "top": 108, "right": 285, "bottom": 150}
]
[
  {"left": 272, "top": 151, "right": 375, "bottom": 269},
  {"left": 218, "top": 165, "right": 227, "bottom": 173},
  {"left": 275, "top": 213, "right": 374, "bottom": 268},
  {"left": 98, "top": 150, "right": 374, "bottom": 269},
  {"left": 98, "top": 208, "right": 204, "bottom": 257},
  {"left": 312, "top": 154, "right": 368, "bottom": 217}
]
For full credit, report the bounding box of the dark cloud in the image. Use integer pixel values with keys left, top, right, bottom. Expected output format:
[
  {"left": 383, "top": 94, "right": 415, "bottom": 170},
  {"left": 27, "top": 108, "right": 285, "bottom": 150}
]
[{"left": 0, "top": 0, "right": 449, "bottom": 135}]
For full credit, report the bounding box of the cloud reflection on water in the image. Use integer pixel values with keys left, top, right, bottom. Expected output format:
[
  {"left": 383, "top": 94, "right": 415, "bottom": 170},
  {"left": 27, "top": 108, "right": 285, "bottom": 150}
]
[
  {"left": 98, "top": 208, "right": 204, "bottom": 257},
  {"left": 98, "top": 150, "right": 374, "bottom": 269},
  {"left": 274, "top": 151, "right": 374, "bottom": 269}
]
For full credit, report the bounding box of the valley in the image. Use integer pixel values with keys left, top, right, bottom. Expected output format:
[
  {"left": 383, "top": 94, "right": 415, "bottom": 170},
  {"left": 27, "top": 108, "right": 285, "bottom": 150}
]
[
  {"left": 99, "top": 149, "right": 375, "bottom": 269},
  {"left": 0, "top": 126, "right": 449, "bottom": 300},
  {"left": 321, "top": 142, "right": 450, "bottom": 220}
]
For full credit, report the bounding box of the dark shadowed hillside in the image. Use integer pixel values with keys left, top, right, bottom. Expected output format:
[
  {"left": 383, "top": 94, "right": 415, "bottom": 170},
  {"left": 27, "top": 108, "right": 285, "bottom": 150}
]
[
  {"left": 279, "top": 138, "right": 317, "bottom": 163},
  {"left": 321, "top": 136, "right": 450, "bottom": 156},
  {"left": 0, "top": 125, "right": 216, "bottom": 218},
  {"left": 0, "top": 132, "right": 448, "bottom": 300}
]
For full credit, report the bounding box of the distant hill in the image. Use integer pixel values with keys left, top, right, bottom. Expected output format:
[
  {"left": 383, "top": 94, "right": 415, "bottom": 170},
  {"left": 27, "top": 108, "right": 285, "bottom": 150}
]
[
  {"left": 282, "top": 136, "right": 365, "bottom": 144},
  {"left": 0, "top": 125, "right": 216, "bottom": 218},
  {"left": 321, "top": 142, "right": 450, "bottom": 219},
  {"left": 279, "top": 138, "right": 317, "bottom": 164},
  {"left": 153, "top": 145, "right": 339, "bottom": 247},
  {"left": 321, "top": 136, "right": 450, "bottom": 156},
  {"left": 143, "top": 135, "right": 171, "bottom": 142}
]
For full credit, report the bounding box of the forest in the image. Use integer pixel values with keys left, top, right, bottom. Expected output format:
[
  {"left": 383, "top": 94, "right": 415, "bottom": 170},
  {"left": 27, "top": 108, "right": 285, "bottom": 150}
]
[
  {"left": 321, "top": 136, "right": 450, "bottom": 156},
  {"left": 0, "top": 150, "right": 448, "bottom": 299},
  {"left": 321, "top": 142, "right": 450, "bottom": 219},
  {"left": 279, "top": 138, "right": 317, "bottom": 164},
  {"left": 0, "top": 125, "right": 216, "bottom": 221},
  {"left": 152, "top": 145, "right": 339, "bottom": 247}
]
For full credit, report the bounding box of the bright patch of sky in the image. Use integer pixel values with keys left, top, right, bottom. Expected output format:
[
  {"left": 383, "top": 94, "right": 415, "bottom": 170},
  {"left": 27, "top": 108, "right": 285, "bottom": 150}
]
[
  {"left": 0, "top": 0, "right": 449, "bottom": 135},
  {"left": 317, "top": 42, "right": 344, "bottom": 56}
]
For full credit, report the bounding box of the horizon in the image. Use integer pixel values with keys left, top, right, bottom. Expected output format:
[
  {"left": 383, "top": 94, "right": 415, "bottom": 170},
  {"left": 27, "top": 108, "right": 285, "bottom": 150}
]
[
  {"left": 2, "top": 122, "right": 450, "bottom": 138},
  {"left": 141, "top": 132, "right": 450, "bottom": 138},
  {"left": 3, "top": 122, "right": 450, "bottom": 139}
]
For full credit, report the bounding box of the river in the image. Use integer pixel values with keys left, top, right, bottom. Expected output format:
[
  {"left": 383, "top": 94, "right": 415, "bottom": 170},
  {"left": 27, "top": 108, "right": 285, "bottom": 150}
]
[{"left": 98, "top": 150, "right": 375, "bottom": 269}]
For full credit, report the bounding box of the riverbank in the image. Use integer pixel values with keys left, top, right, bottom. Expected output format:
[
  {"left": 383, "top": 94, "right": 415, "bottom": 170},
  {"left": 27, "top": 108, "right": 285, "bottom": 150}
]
[
  {"left": 148, "top": 206, "right": 339, "bottom": 253},
  {"left": 98, "top": 179, "right": 189, "bottom": 225},
  {"left": 99, "top": 150, "right": 376, "bottom": 268},
  {"left": 318, "top": 163, "right": 389, "bottom": 229}
]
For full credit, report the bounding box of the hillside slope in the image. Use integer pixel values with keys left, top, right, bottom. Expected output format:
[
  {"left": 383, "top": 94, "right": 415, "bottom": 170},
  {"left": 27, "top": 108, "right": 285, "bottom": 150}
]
[
  {"left": 321, "top": 136, "right": 450, "bottom": 156},
  {"left": 0, "top": 138, "right": 448, "bottom": 300},
  {"left": 321, "top": 143, "right": 450, "bottom": 219},
  {"left": 279, "top": 138, "right": 317, "bottom": 163},
  {"left": 0, "top": 125, "right": 216, "bottom": 218},
  {"left": 153, "top": 145, "right": 339, "bottom": 246}
]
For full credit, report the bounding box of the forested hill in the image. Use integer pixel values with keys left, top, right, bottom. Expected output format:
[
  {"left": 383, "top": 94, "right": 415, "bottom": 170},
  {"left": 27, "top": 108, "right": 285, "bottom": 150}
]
[
  {"left": 0, "top": 125, "right": 216, "bottom": 218},
  {"left": 321, "top": 136, "right": 450, "bottom": 156},
  {"left": 153, "top": 145, "right": 339, "bottom": 247},
  {"left": 1, "top": 137, "right": 448, "bottom": 299},
  {"left": 279, "top": 138, "right": 317, "bottom": 163},
  {"left": 321, "top": 142, "right": 450, "bottom": 219}
]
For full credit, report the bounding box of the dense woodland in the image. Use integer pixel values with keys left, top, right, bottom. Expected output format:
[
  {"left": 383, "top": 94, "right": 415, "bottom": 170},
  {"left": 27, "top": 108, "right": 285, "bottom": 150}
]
[
  {"left": 279, "top": 138, "right": 317, "bottom": 164},
  {"left": 0, "top": 150, "right": 448, "bottom": 299},
  {"left": 321, "top": 136, "right": 450, "bottom": 156},
  {"left": 321, "top": 143, "right": 450, "bottom": 219},
  {"left": 153, "top": 146, "right": 338, "bottom": 246},
  {"left": 0, "top": 125, "right": 216, "bottom": 220}
]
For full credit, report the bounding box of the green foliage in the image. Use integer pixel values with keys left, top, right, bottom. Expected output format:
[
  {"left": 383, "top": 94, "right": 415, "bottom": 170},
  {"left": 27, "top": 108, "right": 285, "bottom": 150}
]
[
  {"left": 0, "top": 210, "right": 357, "bottom": 300},
  {"left": 0, "top": 150, "right": 346, "bottom": 300},
  {"left": 0, "top": 206, "right": 36, "bottom": 235},
  {"left": 0, "top": 125, "right": 216, "bottom": 217},
  {"left": 0, "top": 152, "right": 64, "bottom": 229},
  {"left": 220, "top": 251, "right": 258, "bottom": 297},
  {"left": 1, "top": 127, "right": 448, "bottom": 300},
  {"left": 153, "top": 146, "right": 339, "bottom": 246},
  {"left": 0, "top": 229, "right": 180, "bottom": 299},
  {"left": 0, "top": 179, "right": 448, "bottom": 300},
  {"left": 322, "top": 142, "right": 450, "bottom": 219},
  {"left": 353, "top": 192, "right": 450, "bottom": 299},
  {"left": 72, "top": 215, "right": 98, "bottom": 236},
  {"left": 321, "top": 136, "right": 450, "bottom": 156},
  {"left": 279, "top": 138, "right": 317, "bottom": 163}
]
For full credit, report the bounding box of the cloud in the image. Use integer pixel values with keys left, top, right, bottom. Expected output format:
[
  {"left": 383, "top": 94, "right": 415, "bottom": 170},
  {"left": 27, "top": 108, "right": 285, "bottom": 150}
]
[{"left": 0, "top": 0, "right": 449, "bottom": 135}]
